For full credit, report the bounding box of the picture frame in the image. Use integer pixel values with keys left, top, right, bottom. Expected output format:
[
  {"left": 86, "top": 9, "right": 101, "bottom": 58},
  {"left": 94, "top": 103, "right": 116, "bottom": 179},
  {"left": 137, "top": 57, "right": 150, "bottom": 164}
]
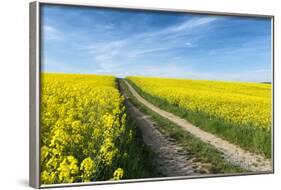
[{"left": 30, "top": 1, "right": 274, "bottom": 188}]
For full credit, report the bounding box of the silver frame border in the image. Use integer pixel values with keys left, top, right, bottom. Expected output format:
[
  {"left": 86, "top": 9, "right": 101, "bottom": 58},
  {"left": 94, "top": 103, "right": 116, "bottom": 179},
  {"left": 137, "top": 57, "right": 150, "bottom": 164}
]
[
  {"left": 30, "top": 1, "right": 40, "bottom": 188},
  {"left": 29, "top": 0, "right": 275, "bottom": 189}
]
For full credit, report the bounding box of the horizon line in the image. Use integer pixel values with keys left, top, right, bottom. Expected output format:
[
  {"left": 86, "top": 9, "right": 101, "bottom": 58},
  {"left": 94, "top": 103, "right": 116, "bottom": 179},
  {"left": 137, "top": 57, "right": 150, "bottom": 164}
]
[{"left": 41, "top": 72, "right": 272, "bottom": 84}]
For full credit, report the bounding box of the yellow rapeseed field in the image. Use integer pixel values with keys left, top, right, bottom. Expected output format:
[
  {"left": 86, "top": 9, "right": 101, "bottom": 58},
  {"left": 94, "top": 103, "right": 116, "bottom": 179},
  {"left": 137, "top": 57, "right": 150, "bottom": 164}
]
[
  {"left": 128, "top": 76, "right": 272, "bottom": 130},
  {"left": 41, "top": 73, "right": 126, "bottom": 184}
]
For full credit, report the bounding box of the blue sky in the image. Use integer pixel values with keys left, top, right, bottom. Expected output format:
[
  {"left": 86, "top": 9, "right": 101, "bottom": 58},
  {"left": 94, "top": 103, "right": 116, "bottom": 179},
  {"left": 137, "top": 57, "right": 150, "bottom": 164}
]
[{"left": 41, "top": 5, "right": 272, "bottom": 82}]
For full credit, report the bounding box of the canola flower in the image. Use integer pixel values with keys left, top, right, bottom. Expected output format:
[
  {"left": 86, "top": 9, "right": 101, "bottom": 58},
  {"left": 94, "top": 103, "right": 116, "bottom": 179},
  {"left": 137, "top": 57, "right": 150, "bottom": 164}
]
[
  {"left": 128, "top": 76, "right": 272, "bottom": 130},
  {"left": 113, "top": 168, "right": 124, "bottom": 180},
  {"left": 41, "top": 73, "right": 126, "bottom": 184}
]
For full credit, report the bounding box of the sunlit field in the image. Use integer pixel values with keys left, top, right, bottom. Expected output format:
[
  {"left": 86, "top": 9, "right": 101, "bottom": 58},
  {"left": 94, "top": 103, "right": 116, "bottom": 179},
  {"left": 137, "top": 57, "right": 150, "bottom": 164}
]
[
  {"left": 127, "top": 76, "right": 272, "bottom": 157},
  {"left": 40, "top": 73, "right": 153, "bottom": 184}
]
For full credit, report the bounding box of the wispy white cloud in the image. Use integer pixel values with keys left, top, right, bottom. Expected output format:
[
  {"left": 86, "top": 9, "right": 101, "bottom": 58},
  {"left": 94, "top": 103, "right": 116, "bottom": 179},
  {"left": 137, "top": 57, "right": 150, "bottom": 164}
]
[
  {"left": 81, "top": 17, "right": 217, "bottom": 69},
  {"left": 92, "top": 23, "right": 115, "bottom": 32},
  {"left": 128, "top": 47, "right": 172, "bottom": 58},
  {"left": 164, "top": 17, "right": 218, "bottom": 33},
  {"left": 43, "top": 25, "right": 63, "bottom": 41},
  {"left": 137, "top": 17, "right": 218, "bottom": 39}
]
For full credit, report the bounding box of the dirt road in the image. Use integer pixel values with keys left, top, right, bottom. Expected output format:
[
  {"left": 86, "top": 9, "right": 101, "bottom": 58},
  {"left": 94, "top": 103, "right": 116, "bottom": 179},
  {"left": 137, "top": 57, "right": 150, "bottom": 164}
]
[
  {"left": 120, "top": 81, "right": 210, "bottom": 176},
  {"left": 123, "top": 80, "right": 272, "bottom": 172},
  {"left": 126, "top": 101, "right": 210, "bottom": 176}
]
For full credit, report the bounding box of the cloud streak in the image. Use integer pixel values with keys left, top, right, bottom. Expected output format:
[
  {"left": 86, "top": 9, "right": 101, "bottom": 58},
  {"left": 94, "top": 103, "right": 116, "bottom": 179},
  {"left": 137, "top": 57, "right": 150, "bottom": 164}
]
[
  {"left": 43, "top": 25, "right": 63, "bottom": 41},
  {"left": 41, "top": 5, "right": 272, "bottom": 82},
  {"left": 81, "top": 16, "right": 218, "bottom": 70}
]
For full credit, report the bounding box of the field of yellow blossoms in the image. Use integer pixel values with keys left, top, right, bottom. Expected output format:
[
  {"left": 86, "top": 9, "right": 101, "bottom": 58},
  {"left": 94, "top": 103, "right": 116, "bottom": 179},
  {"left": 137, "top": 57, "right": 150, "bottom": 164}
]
[
  {"left": 41, "top": 74, "right": 128, "bottom": 184},
  {"left": 128, "top": 76, "right": 272, "bottom": 130},
  {"left": 127, "top": 76, "right": 272, "bottom": 156},
  {"left": 40, "top": 73, "right": 272, "bottom": 184}
]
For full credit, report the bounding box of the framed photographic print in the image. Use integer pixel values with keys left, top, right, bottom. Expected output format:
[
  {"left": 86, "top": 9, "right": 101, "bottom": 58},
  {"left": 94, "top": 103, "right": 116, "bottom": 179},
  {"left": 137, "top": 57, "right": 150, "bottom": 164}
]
[{"left": 29, "top": 1, "right": 274, "bottom": 188}]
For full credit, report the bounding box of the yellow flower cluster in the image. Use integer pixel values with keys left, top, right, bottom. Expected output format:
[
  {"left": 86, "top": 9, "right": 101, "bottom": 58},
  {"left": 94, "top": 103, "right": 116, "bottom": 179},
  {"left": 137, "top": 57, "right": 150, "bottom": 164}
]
[
  {"left": 113, "top": 168, "right": 124, "bottom": 180},
  {"left": 128, "top": 76, "right": 272, "bottom": 130},
  {"left": 41, "top": 73, "right": 126, "bottom": 184}
]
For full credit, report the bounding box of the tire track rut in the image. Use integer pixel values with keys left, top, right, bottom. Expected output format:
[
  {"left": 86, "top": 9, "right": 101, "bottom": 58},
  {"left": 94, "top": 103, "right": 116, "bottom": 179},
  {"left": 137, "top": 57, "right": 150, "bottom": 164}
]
[{"left": 126, "top": 101, "right": 209, "bottom": 176}]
